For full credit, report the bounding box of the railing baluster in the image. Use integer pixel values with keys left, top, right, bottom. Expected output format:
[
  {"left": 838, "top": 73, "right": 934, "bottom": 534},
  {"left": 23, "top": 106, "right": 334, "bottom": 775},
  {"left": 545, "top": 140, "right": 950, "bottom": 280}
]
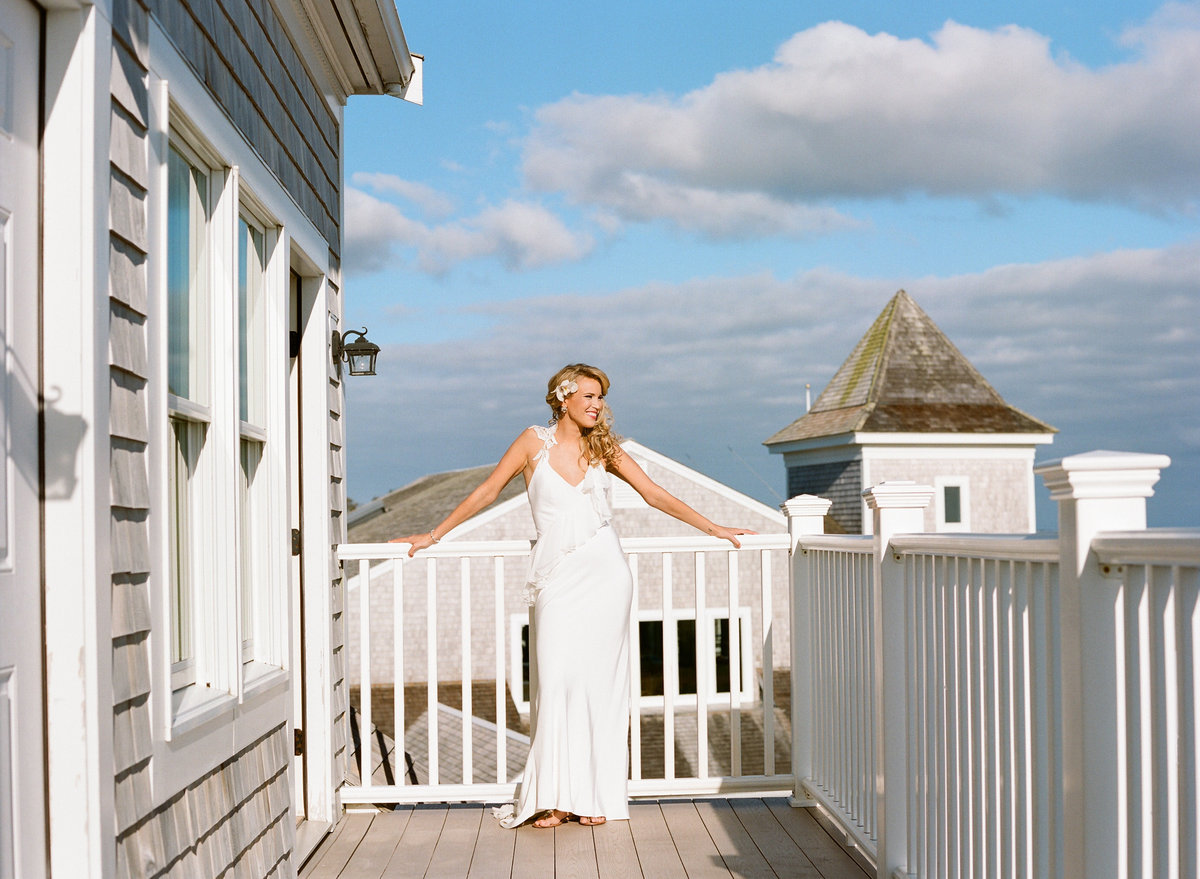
[
  {"left": 729, "top": 550, "right": 741, "bottom": 777},
  {"left": 427, "top": 558, "right": 439, "bottom": 786},
  {"left": 358, "top": 559, "right": 372, "bottom": 785},
  {"left": 695, "top": 552, "right": 708, "bottom": 779},
  {"left": 461, "top": 557, "right": 473, "bottom": 783},
  {"left": 628, "top": 554, "right": 642, "bottom": 782},
  {"left": 761, "top": 549, "right": 774, "bottom": 777},
  {"left": 494, "top": 556, "right": 506, "bottom": 784},
  {"left": 662, "top": 552, "right": 676, "bottom": 781},
  {"left": 393, "top": 558, "right": 405, "bottom": 783}
]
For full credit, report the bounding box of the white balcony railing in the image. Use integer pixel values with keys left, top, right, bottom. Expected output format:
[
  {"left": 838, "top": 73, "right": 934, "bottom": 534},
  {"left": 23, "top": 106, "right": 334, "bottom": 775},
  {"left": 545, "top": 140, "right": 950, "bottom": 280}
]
[
  {"left": 335, "top": 451, "right": 1199, "bottom": 879},
  {"left": 338, "top": 533, "right": 793, "bottom": 807}
]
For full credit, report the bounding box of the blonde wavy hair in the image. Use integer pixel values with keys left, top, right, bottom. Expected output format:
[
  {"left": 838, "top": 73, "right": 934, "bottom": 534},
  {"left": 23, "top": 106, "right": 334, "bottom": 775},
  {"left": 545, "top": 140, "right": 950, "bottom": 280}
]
[{"left": 546, "top": 363, "right": 624, "bottom": 468}]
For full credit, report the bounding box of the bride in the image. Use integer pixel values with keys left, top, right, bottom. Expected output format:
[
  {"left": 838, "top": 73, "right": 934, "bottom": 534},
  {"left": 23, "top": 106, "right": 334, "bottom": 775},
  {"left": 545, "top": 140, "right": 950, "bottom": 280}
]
[{"left": 395, "top": 364, "right": 753, "bottom": 827}]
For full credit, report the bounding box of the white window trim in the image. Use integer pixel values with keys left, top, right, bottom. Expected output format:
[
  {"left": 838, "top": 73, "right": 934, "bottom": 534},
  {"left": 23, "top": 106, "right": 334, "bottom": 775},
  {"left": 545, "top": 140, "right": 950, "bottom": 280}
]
[
  {"left": 151, "top": 89, "right": 292, "bottom": 743},
  {"left": 934, "top": 475, "right": 971, "bottom": 532},
  {"left": 145, "top": 17, "right": 338, "bottom": 802},
  {"left": 508, "top": 606, "right": 756, "bottom": 716}
]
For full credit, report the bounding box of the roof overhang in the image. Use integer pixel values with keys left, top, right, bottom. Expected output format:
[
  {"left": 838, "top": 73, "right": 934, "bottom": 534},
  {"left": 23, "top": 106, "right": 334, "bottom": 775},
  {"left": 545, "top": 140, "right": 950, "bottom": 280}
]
[
  {"left": 294, "top": 0, "right": 422, "bottom": 102},
  {"left": 767, "top": 431, "right": 1057, "bottom": 457}
]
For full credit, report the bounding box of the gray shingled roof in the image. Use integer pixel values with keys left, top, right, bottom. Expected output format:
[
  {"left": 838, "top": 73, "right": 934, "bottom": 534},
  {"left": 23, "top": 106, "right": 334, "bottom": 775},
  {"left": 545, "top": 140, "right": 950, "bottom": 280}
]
[
  {"left": 347, "top": 464, "right": 526, "bottom": 543},
  {"left": 764, "top": 290, "right": 1056, "bottom": 447}
]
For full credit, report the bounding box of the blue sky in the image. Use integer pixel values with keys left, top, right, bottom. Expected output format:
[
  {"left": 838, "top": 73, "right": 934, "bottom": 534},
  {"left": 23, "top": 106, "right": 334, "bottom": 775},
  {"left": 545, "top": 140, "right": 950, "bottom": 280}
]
[{"left": 340, "top": 1, "right": 1199, "bottom": 528}]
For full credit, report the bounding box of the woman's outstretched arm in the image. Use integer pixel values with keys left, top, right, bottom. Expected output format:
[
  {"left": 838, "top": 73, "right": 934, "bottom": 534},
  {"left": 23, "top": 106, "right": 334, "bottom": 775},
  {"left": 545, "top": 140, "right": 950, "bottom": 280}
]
[
  {"left": 609, "top": 451, "right": 755, "bottom": 548},
  {"left": 391, "top": 428, "right": 540, "bottom": 556}
]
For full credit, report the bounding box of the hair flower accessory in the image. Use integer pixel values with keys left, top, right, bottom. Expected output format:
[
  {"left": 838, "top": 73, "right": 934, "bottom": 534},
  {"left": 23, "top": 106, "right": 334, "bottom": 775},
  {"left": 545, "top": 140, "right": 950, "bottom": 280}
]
[{"left": 554, "top": 379, "right": 579, "bottom": 402}]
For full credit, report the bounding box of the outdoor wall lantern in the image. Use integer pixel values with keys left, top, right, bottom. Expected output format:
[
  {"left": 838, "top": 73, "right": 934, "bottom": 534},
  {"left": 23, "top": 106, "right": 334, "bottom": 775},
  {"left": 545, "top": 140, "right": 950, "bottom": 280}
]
[{"left": 331, "top": 327, "right": 381, "bottom": 376}]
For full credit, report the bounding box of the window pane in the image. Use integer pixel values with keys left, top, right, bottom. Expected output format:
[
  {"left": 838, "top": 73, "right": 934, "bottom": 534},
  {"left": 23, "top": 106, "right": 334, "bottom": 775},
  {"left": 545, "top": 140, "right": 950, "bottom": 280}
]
[
  {"left": 713, "top": 617, "right": 747, "bottom": 694},
  {"left": 638, "top": 620, "right": 664, "bottom": 697},
  {"left": 676, "top": 618, "right": 697, "bottom": 695},
  {"left": 169, "top": 418, "right": 204, "bottom": 668},
  {"left": 167, "top": 145, "right": 207, "bottom": 403},
  {"left": 944, "top": 485, "right": 962, "bottom": 524},
  {"left": 238, "top": 218, "right": 265, "bottom": 424},
  {"left": 520, "top": 625, "right": 530, "bottom": 702},
  {"left": 239, "top": 439, "right": 263, "bottom": 652}
]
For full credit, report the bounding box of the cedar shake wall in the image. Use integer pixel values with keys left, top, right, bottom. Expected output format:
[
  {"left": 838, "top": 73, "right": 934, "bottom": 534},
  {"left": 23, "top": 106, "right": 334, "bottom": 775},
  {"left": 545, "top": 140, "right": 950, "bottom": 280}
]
[
  {"left": 108, "top": 1, "right": 159, "bottom": 873},
  {"left": 787, "top": 459, "right": 862, "bottom": 533},
  {"left": 148, "top": 0, "right": 343, "bottom": 255},
  {"left": 107, "top": 0, "right": 311, "bottom": 874}
]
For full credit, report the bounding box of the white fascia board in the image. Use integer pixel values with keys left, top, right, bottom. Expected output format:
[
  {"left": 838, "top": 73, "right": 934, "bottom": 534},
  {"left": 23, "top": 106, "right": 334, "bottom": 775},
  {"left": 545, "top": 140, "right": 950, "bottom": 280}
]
[
  {"left": 853, "top": 431, "right": 1056, "bottom": 447},
  {"left": 361, "top": 0, "right": 416, "bottom": 87},
  {"left": 622, "top": 440, "right": 786, "bottom": 525},
  {"left": 860, "top": 445, "right": 1040, "bottom": 463},
  {"left": 770, "top": 431, "right": 1054, "bottom": 455},
  {"left": 765, "top": 433, "right": 858, "bottom": 456}
]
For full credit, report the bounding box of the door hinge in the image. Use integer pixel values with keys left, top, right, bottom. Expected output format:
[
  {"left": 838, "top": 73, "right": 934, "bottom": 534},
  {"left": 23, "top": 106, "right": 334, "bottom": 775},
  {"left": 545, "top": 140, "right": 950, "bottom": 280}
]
[
  {"left": 292, "top": 528, "right": 301, "bottom": 556},
  {"left": 294, "top": 728, "right": 304, "bottom": 756}
]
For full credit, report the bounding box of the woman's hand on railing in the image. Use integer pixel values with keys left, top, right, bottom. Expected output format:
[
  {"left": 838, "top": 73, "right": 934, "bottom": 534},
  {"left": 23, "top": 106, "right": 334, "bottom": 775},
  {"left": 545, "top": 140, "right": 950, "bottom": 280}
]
[
  {"left": 708, "top": 525, "right": 757, "bottom": 548},
  {"left": 389, "top": 532, "right": 432, "bottom": 557}
]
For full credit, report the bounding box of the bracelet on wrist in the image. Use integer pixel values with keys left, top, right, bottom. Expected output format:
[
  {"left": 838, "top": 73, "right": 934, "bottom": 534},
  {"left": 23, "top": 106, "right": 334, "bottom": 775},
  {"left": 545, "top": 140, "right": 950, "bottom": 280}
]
[{"left": 429, "top": 529, "right": 440, "bottom": 544}]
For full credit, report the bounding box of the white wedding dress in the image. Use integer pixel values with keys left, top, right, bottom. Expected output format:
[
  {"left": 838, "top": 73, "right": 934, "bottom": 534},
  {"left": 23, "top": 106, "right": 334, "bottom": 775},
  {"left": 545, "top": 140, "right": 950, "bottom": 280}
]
[{"left": 496, "top": 425, "right": 634, "bottom": 826}]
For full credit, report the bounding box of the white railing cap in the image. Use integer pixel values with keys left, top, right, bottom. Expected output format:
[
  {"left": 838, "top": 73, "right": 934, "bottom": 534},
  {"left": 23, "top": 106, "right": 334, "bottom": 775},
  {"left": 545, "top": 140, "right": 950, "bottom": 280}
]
[
  {"left": 862, "top": 481, "right": 935, "bottom": 510},
  {"left": 1035, "top": 450, "right": 1171, "bottom": 501}
]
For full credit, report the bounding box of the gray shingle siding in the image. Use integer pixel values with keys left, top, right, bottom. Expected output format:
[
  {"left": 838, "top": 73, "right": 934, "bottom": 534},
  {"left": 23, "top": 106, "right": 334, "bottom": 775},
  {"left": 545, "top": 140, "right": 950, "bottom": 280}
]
[
  {"left": 148, "top": 0, "right": 342, "bottom": 255},
  {"left": 787, "top": 459, "right": 862, "bottom": 533},
  {"left": 107, "top": 0, "right": 316, "bottom": 873}
]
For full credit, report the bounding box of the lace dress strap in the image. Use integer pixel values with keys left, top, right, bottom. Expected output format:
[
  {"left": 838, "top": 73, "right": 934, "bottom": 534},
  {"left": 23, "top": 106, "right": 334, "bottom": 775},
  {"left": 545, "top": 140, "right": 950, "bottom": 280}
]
[{"left": 531, "top": 424, "right": 557, "bottom": 463}]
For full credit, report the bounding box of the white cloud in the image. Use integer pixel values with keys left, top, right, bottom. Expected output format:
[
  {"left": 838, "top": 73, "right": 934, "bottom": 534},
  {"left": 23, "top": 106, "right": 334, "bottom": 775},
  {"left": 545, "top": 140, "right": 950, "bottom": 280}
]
[
  {"left": 522, "top": 13, "right": 1200, "bottom": 233},
  {"left": 351, "top": 172, "right": 456, "bottom": 219},
  {"left": 343, "top": 188, "right": 594, "bottom": 276},
  {"left": 346, "top": 241, "right": 1200, "bottom": 526}
]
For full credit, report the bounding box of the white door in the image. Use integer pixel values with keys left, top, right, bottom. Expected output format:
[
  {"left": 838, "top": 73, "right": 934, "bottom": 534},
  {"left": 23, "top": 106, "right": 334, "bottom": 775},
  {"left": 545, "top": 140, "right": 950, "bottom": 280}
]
[{"left": 0, "top": 1, "right": 46, "bottom": 877}]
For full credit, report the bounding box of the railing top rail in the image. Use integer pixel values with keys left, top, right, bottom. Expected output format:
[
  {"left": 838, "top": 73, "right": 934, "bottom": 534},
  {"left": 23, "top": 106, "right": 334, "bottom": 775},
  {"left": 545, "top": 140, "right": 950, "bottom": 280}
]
[
  {"left": 338, "top": 540, "right": 533, "bottom": 561},
  {"left": 1092, "top": 528, "right": 1200, "bottom": 567},
  {"left": 338, "top": 532, "right": 791, "bottom": 563},
  {"left": 887, "top": 532, "right": 1060, "bottom": 562},
  {"left": 796, "top": 535, "right": 873, "bottom": 553},
  {"left": 620, "top": 533, "right": 790, "bottom": 553}
]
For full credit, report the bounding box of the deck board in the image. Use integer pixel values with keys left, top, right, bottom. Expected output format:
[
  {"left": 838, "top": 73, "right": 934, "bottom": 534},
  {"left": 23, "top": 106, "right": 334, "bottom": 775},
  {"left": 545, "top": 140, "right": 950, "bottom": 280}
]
[
  {"left": 659, "top": 801, "right": 732, "bottom": 879},
  {"left": 341, "top": 810, "right": 410, "bottom": 879},
  {"left": 694, "top": 800, "right": 777, "bottom": 879},
  {"left": 465, "top": 805, "right": 517, "bottom": 879},
  {"left": 627, "top": 802, "right": 686, "bottom": 879},
  {"left": 554, "top": 823, "right": 600, "bottom": 879},
  {"left": 593, "top": 818, "right": 642, "bottom": 879},
  {"left": 727, "top": 799, "right": 821, "bottom": 878},
  {"left": 765, "top": 799, "right": 870, "bottom": 879},
  {"left": 299, "top": 799, "right": 871, "bottom": 879},
  {"left": 511, "top": 817, "right": 555, "bottom": 877},
  {"left": 426, "top": 806, "right": 485, "bottom": 876},
  {"left": 380, "top": 805, "right": 447, "bottom": 878}
]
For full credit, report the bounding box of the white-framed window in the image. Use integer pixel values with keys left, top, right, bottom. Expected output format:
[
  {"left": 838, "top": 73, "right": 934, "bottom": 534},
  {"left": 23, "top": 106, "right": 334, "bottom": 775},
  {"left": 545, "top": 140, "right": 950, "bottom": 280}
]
[
  {"left": 237, "top": 209, "right": 268, "bottom": 665},
  {"left": 935, "top": 476, "right": 970, "bottom": 532},
  {"left": 508, "top": 607, "right": 755, "bottom": 715},
  {"left": 160, "top": 111, "right": 288, "bottom": 723},
  {"left": 166, "top": 136, "right": 214, "bottom": 691}
]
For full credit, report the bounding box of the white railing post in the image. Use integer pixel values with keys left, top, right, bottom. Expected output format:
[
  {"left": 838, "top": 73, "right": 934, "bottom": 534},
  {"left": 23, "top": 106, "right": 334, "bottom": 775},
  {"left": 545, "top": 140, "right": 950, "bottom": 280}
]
[
  {"left": 1036, "top": 450, "right": 1170, "bottom": 879},
  {"left": 784, "top": 494, "right": 832, "bottom": 807},
  {"left": 864, "top": 482, "right": 933, "bottom": 879}
]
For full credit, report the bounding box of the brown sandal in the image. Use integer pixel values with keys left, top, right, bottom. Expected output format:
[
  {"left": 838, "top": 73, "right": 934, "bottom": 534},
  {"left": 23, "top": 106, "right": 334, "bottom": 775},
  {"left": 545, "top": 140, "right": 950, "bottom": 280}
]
[
  {"left": 533, "top": 810, "right": 570, "bottom": 828},
  {"left": 579, "top": 816, "right": 606, "bottom": 826}
]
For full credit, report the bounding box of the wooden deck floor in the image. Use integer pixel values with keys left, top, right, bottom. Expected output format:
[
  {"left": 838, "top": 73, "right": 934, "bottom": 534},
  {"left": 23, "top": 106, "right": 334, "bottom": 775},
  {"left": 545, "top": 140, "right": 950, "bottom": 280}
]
[{"left": 299, "top": 798, "right": 870, "bottom": 879}]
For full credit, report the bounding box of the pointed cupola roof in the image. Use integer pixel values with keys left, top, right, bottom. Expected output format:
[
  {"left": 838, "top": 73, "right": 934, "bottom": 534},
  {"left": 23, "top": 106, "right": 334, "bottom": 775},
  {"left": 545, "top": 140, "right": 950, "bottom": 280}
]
[{"left": 764, "top": 290, "right": 1055, "bottom": 447}]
